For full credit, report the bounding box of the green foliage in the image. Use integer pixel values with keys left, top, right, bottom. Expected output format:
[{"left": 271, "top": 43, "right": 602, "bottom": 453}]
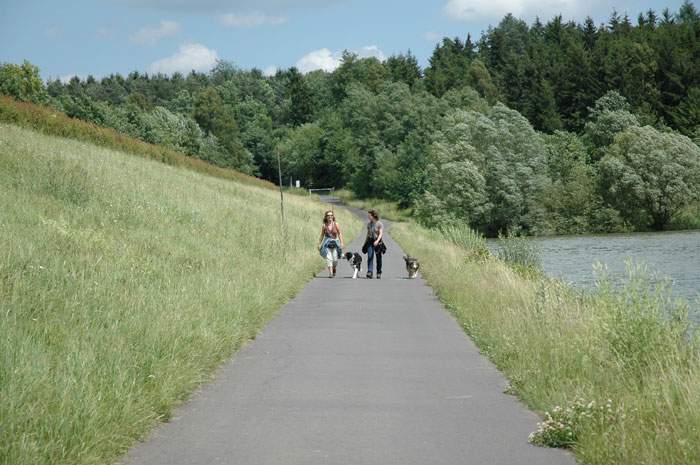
[
  {"left": 0, "top": 60, "right": 47, "bottom": 103},
  {"left": 276, "top": 122, "right": 325, "bottom": 186},
  {"left": 194, "top": 87, "right": 255, "bottom": 174},
  {"left": 417, "top": 105, "right": 550, "bottom": 235},
  {"left": 583, "top": 91, "right": 640, "bottom": 155},
  {"left": 385, "top": 51, "right": 422, "bottom": 88},
  {"left": 599, "top": 125, "right": 700, "bottom": 229},
  {"left": 285, "top": 67, "right": 314, "bottom": 125},
  {"left": 541, "top": 130, "right": 629, "bottom": 234}
]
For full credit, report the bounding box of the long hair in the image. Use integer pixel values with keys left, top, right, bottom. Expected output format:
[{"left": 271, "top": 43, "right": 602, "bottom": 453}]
[{"left": 323, "top": 210, "right": 335, "bottom": 224}]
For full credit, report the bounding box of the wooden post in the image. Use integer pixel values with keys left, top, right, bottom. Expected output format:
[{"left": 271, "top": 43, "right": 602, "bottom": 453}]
[{"left": 276, "top": 150, "right": 287, "bottom": 244}]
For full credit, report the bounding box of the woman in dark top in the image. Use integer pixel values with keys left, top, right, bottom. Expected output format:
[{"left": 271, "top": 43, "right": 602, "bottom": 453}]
[{"left": 364, "top": 210, "right": 384, "bottom": 279}]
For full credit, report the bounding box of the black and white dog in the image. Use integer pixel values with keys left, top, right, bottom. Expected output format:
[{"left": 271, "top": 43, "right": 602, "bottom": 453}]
[
  {"left": 404, "top": 255, "right": 420, "bottom": 279},
  {"left": 344, "top": 252, "right": 363, "bottom": 279}
]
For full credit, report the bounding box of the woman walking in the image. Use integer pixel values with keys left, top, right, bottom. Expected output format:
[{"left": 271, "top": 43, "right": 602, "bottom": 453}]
[
  {"left": 318, "top": 210, "right": 344, "bottom": 278},
  {"left": 363, "top": 210, "right": 384, "bottom": 279}
]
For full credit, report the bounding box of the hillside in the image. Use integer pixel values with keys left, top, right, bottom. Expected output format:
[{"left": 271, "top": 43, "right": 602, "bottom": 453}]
[{"left": 0, "top": 123, "right": 361, "bottom": 465}]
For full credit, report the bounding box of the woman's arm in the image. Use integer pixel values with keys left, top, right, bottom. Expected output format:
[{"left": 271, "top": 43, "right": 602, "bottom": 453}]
[
  {"left": 317, "top": 227, "right": 325, "bottom": 249},
  {"left": 337, "top": 223, "right": 344, "bottom": 248},
  {"left": 373, "top": 224, "right": 383, "bottom": 246}
]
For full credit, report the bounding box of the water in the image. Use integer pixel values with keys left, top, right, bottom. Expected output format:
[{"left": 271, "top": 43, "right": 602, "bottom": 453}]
[{"left": 489, "top": 230, "right": 700, "bottom": 320}]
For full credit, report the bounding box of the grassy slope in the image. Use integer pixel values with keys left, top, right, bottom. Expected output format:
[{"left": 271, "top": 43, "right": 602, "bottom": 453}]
[
  {"left": 0, "top": 96, "right": 272, "bottom": 190},
  {"left": 0, "top": 123, "right": 361, "bottom": 465},
  {"left": 392, "top": 222, "right": 700, "bottom": 465}
]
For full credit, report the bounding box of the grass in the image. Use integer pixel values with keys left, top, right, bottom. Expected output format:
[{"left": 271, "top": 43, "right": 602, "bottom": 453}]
[
  {"left": 0, "top": 96, "right": 273, "bottom": 190},
  {"left": 0, "top": 123, "right": 361, "bottom": 465},
  {"left": 334, "top": 189, "right": 412, "bottom": 222},
  {"left": 391, "top": 221, "right": 700, "bottom": 465}
]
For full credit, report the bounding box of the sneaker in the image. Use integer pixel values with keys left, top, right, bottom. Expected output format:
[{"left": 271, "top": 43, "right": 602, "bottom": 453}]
[
  {"left": 376, "top": 273, "right": 381, "bottom": 279},
  {"left": 366, "top": 272, "right": 373, "bottom": 279}
]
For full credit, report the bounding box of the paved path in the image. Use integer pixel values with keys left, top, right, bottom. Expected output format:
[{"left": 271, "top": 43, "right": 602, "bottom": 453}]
[{"left": 122, "top": 204, "right": 575, "bottom": 465}]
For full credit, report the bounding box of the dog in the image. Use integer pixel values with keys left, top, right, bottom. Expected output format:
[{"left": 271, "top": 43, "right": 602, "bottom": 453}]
[
  {"left": 344, "top": 252, "right": 363, "bottom": 279},
  {"left": 404, "top": 255, "right": 420, "bottom": 279}
]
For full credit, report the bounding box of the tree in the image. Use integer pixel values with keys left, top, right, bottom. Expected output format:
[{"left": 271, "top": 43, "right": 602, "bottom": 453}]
[
  {"left": 276, "top": 123, "right": 324, "bottom": 186},
  {"left": 671, "top": 87, "right": 700, "bottom": 135},
  {"left": 193, "top": 87, "right": 255, "bottom": 173},
  {"left": 417, "top": 105, "right": 550, "bottom": 234},
  {"left": 385, "top": 51, "right": 422, "bottom": 87},
  {"left": 424, "top": 37, "right": 472, "bottom": 97},
  {"left": 466, "top": 59, "right": 499, "bottom": 103},
  {"left": 599, "top": 125, "right": 700, "bottom": 229},
  {"left": 285, "top": 67, "right": 314, "bottom": 126},
  {"left": 584, "top": 91, "right": 640, "bottom": 155},
  {"left": 0, "top": 60, "right": 47, "bottom": 103}
]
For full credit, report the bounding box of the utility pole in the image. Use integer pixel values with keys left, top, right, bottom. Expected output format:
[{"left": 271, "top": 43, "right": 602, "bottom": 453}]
[{"left": 276, "top": 149, "right": 287, "bottom": 243}]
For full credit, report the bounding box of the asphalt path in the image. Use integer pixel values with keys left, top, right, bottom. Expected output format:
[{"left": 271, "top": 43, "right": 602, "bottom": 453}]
[{"left": 121, "top": 201, "right": 576, "bottom": 465}]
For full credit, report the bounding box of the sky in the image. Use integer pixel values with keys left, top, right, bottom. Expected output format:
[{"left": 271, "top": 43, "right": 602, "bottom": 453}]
[{"left": 0, "top": 0, "right": 690, "bottom": 81}]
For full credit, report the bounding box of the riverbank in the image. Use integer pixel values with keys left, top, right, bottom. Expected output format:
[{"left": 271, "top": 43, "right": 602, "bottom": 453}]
[
  {"left": 391, "top": 221, "right": 700, "bottom": 465},
  {"left": 0, "top": 124, "right": 362, "bottom": 465}
]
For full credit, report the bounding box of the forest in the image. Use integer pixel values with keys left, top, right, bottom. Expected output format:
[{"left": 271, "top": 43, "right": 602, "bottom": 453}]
[{"left": 2, "top": 2, "right": 700, "bottom": 236}]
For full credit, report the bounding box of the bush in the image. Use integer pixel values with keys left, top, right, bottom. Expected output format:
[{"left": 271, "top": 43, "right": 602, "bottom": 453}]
[{"left": 599, "top": 125, "right": 700, "bottom": 230}]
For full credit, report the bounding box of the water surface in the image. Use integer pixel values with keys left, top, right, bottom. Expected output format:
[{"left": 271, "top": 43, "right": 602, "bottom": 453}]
[{"left": 490, "top": 230, "right": 700, "bottom": 321}]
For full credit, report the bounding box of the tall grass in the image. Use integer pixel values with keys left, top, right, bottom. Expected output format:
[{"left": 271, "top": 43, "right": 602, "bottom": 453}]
[
  {"left": 496, "top": 231, "right": 542, "bottom": 272},
  {"left": 392, "top": 221, "right": 700, "bottom": 465},
  {"left": 0, "top": 96, "right": 272, "bottom": 190},
  {"left": 0, "top": 123, "right": 361, "bottom": 465}
]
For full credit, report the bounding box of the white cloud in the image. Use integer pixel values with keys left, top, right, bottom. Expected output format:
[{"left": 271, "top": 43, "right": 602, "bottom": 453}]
[
  {"left": 131, "top": 20, "right": 181, "bottom": 45},
  {"left": 355, "top": 45, "right": 385, "bottom": 61},
  {"left": 219, "top": 11, "right": 287, "bottom": 27},
  {"left": 263, "top": 65, "right": 279, "bottom": 77},
  {"left": 295, "top": 45, "right": 385, "bottom": 73},
  {"left": 149, "top": 43, "right": 219, "bottom": 74},
  {"left": 443, "top": 0, "right": 578, "bottom": 22},
  {"left": 296, "top": 48, "right": 339, "bottom": 73}
]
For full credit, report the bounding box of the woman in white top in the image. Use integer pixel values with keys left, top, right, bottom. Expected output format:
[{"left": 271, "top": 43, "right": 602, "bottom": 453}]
[{"left": 317, "top": 210, "right": 345, "bottom": 278}]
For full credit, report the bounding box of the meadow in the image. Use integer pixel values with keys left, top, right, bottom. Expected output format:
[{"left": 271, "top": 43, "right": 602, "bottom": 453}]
[
  {"left": 0, "top": 123, "right": 361, "bottom": 465},
  {"left": 392, "top": 222, "right": 700, "bottom": 465}
]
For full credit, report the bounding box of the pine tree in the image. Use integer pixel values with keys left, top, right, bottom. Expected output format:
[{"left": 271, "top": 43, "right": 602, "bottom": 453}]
[{"left": 285, "top": 67, "right": 314, "bottom": 126}]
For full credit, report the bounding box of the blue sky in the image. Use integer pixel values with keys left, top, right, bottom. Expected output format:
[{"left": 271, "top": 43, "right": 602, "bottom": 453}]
[{"left": 0, "top": 0, "right": 690, "bottom": 81}]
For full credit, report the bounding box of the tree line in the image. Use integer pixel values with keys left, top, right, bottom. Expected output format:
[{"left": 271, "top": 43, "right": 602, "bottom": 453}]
[{"left": 1, "top": 2, "right": 699, "bottom": 235}]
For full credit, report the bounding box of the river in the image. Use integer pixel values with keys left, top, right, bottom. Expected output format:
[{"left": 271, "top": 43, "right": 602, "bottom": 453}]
[{"left": 490, "top": 230, "right": 700, "bottom": 321}]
